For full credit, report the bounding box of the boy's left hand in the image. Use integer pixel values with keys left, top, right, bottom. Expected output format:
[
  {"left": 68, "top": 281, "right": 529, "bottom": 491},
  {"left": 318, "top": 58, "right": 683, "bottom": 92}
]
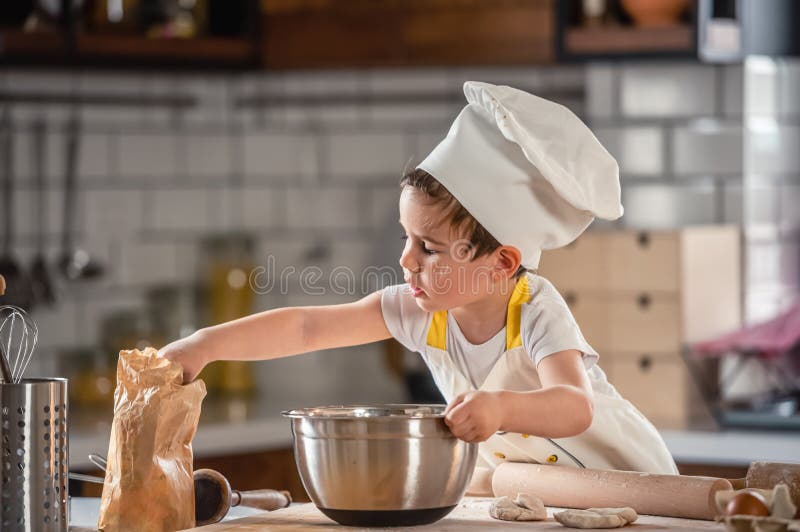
[{"left": 444, "top": 391, "right": 503, "bottom": 443}]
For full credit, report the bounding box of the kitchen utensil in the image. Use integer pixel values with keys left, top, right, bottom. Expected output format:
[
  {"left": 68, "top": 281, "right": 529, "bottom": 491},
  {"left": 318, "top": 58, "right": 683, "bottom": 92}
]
[
  {"left": 87, "top": 452, "right": 106, "bottom": 471},
  {"left": 0, "top": 340, "right": 12, "bottom": 383},
  {"left": 0, "top": 377, "right": 69, "bottom": 530},
  {"left": 58, "top": 111, "right": 103, "bottom": 282},
  {"left": 68, "top": 472, "right": 104, "bottom": 484},
  {"left": 74, "top": 457, "right": 291, "bottom": 525},
  {"left": 491, "top": 462, "right": 733, "bottom": 521},
  {"left": 0, "top": 305, "right": 39, "bottom": 383},
  {"left": 193, "top": 468, "right": 291, "bottom": 526},
  {"left": 282, "top": 404, "right": 478, "bottom": 527},
  {"left": 0, "top": 107, "right": 34, "bottom": 310},
  {"left": 29, "top": 118, "right": 56, "bottom": 307}
]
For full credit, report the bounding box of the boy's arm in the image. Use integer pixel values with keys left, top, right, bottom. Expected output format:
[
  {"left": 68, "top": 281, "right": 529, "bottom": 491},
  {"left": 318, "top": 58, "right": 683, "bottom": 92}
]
[
  {"left": 161, "top": 291, "right": 392, "bottom": 382},
  {"left": 445, "top": 350, "right": 594, "bottom": 441},
  {"left": 497, "top": 349, "right": 594, "bottom": 436}
]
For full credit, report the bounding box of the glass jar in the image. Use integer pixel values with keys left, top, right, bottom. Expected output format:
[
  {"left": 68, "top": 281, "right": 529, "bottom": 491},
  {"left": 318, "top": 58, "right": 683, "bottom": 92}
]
[{"left": 200, "top": 234, "right": 256, "bottom": 397}]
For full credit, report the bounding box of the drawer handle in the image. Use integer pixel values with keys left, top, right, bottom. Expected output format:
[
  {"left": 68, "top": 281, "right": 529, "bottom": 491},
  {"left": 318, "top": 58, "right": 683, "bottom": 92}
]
[
  {"left": 564, "top": 291, "right": 577, "bottom": 306},
  {"left": 637, "top": 293, "right": 651, "bottom": 309},
  {"left": 638, "top": 355, "right": 653, "bottom": 372},
  {"left": 637, "top": 232, "right": 650, "bottom": 248}
]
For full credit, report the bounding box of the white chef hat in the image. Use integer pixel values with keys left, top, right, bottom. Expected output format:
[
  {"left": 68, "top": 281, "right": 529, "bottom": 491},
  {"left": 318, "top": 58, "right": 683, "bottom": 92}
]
[{"left": 417, "top": 81, "right": 623, "bottom": 269}]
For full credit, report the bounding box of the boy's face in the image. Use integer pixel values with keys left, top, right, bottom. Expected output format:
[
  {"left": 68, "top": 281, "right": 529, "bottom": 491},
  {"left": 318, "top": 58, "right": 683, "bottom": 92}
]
[{"left": 398, "top": 187, "right": 508, "bottom": 313}]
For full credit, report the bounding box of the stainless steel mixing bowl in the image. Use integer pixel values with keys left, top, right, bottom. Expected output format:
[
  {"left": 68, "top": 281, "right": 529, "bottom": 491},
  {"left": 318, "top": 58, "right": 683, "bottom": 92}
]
[{"left": 282, "top": 404, "right": 478, "bottom": 527}]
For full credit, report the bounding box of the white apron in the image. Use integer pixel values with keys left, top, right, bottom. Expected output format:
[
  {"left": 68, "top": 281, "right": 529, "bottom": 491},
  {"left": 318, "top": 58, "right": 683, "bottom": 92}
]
[{"left": 420, "top": 276, "right": 678, "bottom": 474}]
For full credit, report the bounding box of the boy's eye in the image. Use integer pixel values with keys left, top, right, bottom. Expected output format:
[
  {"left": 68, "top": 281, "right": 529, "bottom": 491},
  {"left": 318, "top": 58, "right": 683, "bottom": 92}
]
[{"left": 400, "top": 234, "right": 435, "bottom": 254}]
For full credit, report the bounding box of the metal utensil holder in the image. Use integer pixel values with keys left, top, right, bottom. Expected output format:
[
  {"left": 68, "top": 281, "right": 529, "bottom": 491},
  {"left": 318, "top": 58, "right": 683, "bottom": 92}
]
[{"left": 1, "top": 379, "right": 68, "bottom": 531}]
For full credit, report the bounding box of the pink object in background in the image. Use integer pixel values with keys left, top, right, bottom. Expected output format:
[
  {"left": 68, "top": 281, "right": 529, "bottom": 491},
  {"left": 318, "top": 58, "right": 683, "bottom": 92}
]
[{"left": 693, "top": 302, "right": 800, "bottom": 359}]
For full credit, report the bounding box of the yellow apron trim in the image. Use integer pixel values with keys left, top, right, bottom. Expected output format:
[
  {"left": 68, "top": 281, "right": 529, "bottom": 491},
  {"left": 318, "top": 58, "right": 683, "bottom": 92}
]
[
  {"left": 505, "top": 276, "right": 533, "bottom": 351},
  {"left": 425, "top": 276, "right": 532, "bottom": 351},
  {"left": 426, "top": 310, "right": 448, "bottom": 350}
]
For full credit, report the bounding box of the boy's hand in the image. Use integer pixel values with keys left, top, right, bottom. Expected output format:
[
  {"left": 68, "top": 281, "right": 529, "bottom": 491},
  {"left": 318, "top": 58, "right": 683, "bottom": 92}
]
[
  {"left": 444, "top": 391, "right": 503, "bottom": 443},
  {"left": 158, "top": 329, "right": 213, "bottom": 384}
]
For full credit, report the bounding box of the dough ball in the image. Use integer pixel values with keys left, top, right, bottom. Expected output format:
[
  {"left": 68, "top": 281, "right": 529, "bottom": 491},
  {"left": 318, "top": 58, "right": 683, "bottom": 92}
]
[
  {"left": 489, "top": 495, "right": 546, "bottom": 521},
  {"left": 490, "top": 497, "right": 523, "bottom": 521},
  {"left": 587, "top": 507, "right": 638, "bottom": 524},
  {"left": 513, "top": 493, "right": 547, "bottom": 519},
  {"left": 554, "top": 508, "right": 636, "bottom": 529}
]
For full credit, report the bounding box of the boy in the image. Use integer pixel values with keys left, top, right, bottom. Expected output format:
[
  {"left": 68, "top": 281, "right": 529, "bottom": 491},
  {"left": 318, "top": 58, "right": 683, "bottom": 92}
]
[{"left": 161, "top": 82, "right": 678, "bottom": 475}]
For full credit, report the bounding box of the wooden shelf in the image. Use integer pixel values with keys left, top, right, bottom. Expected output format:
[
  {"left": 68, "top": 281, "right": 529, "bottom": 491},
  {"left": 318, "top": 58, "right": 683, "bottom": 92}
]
[
  {"left": 76, "top": 34, "right": 256, "bottom": 65},
  {"left": 0, "top": 29, "right": 256, "bottom": 68},
  {"left": 562, "top": 25, "right": 694, "bottom": 58},
  {"left": 262, "top": 0, "right": 555, "bottom": 69},
  {"left": 0, "top": 29, "right": 67, "bottom": 58}
]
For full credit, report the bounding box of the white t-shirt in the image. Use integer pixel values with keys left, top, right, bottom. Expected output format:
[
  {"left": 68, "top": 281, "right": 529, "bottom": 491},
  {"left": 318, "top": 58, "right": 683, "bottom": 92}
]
[{"left": 381, "top": 274, "right": 599, "bottom": 388}]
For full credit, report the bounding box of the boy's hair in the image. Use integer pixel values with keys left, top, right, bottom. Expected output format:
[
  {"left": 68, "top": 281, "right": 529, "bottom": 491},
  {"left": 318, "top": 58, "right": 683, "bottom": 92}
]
[{"left": 400, "top": 168, "right": 527, "bottom": 276}]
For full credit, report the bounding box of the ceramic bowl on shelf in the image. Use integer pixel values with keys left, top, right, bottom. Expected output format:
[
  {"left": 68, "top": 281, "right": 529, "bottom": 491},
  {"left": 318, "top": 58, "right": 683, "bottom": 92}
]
[{"left": 621, "top": 0, "right": 690, "bottom": 27}]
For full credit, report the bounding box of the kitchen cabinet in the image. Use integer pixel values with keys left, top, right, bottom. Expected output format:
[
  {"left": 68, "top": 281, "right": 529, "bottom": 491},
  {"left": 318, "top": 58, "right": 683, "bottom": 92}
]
[
  {"left": 261, "top": 0, "right": 555, "bottom": 69},
  {"left": 538, "top": 226, "right": 742, "bottom": 429}
]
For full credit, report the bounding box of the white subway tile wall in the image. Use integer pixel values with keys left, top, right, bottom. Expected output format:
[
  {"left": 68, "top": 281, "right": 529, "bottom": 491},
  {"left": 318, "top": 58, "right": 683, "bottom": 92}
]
[
  {"left": 619, "top": 64, "right": 716, "bottom": 118},
  {"left": 672, "top": 121, "right": 743, "bottom": 176},
  {"left": 585, "top": 63, "right": 616, "bottom": 119},
  {"left": 328, "top": 133, "right": 407, "bottom": 179},
  {"left": 742, "top": 56, "right": 800, "bottom": 324},
  {"left": 3, "top": 66, "right": 581, "bottom": 402},
  {"left": 242, "top": 132, "right": 319, "bottom": 179},
  {"left": 594, "top": 126, "right": 664, "bottom": 176},
  {"left": 5, "top": 61, "right": 795, "bottom": 399},
  {"left": 587, "top": 62, "right": 743, "bottom": 229}
]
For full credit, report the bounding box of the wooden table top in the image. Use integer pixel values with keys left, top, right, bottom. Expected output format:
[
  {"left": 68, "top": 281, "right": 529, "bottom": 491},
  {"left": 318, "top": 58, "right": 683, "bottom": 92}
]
[{"left": 184, "top": 497, "right": 724, "bottom": 531}]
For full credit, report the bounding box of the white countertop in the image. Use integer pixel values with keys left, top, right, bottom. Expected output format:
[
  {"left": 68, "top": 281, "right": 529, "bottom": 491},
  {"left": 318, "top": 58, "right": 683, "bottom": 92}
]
[{"left": 68, "top": 396, "right": 800, "bottom": 471}]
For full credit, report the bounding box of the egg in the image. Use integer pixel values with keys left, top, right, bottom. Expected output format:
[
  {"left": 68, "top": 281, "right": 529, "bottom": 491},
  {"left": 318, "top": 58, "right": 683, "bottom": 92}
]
[{"left": 725, "top": 491, "right": 770, "bottom": 517}]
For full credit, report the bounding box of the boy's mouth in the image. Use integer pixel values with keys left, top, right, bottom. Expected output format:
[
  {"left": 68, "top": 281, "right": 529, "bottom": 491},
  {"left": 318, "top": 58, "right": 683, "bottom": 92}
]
[{"left": 409, "top": 284, "right": 426, "bottom": 297}]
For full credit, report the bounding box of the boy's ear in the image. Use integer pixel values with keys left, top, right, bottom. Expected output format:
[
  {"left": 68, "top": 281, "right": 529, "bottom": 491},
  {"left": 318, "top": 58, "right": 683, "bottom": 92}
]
[{"left": 494, "top": 246, "right": 522, "bottom": 279}]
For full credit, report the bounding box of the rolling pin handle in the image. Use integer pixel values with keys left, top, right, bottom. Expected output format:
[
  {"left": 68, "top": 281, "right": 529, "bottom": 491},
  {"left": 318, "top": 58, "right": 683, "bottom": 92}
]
[{"left": 232, "top": 489, "right": 292, "bottom": 511}]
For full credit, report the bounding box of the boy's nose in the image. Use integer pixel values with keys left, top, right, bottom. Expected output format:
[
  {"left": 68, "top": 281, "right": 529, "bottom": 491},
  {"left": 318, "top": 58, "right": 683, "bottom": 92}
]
[{"left": 399, "top": 249, "right": 420, "bottom": 274}]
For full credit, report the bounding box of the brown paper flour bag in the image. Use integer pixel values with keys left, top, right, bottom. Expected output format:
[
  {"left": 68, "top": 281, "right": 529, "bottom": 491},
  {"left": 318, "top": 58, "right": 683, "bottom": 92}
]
[{"left": 98, "top": 347, "right": 206, "bottom": 532}]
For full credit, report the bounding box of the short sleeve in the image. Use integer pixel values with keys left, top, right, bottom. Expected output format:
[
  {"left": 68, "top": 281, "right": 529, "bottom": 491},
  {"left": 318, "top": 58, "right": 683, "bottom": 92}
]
[
  {"left": 380, "top": 285, "right": 431, "bottom": 354},
  {"left": 521, "top": 294, "right": 599, "bottom": 370}
]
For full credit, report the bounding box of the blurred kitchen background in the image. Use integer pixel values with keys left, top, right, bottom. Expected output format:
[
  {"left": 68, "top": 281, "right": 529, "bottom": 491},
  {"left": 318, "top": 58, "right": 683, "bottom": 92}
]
[{"left": 0, "top": 0, "right": 797, "bottom": 494}]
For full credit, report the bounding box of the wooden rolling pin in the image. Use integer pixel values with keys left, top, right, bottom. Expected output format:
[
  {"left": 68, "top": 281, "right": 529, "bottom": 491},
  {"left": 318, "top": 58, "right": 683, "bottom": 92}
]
[
  {"left": 194, "top": 468, "right": 292, "bottom": 526},
  {"left": 492, "top": 463, "right": 732, "bottom": 520}
]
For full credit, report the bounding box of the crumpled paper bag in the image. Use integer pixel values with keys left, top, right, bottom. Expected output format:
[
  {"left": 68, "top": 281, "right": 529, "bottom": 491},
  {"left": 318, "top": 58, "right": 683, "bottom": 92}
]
[{"left": 98, "top": 347, "right": 207, "bottom": 532}]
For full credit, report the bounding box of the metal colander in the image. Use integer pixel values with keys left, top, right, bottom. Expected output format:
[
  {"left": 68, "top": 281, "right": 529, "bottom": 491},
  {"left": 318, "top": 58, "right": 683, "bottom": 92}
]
[{"left": 1, "top": 378, "right": 68, "bottom": 531}]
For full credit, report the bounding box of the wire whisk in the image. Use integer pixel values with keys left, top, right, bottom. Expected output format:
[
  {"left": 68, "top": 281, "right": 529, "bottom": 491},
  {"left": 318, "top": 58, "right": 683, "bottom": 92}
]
[{"left": 0, "top": 305, "right": 38, "bottom": 383}]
